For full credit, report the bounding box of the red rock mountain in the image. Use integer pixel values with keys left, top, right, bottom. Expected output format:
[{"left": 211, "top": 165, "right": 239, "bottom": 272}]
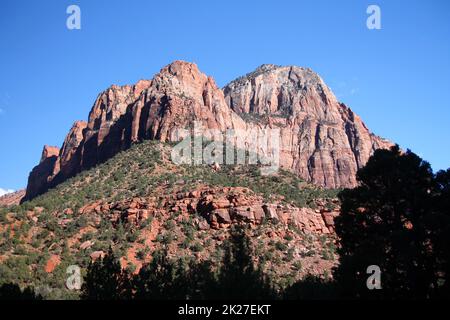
[
  {"left": 23, "top": 61, "right": 392, "bottom": 201},
  {"left": 223, "top": 64, "right": 392, "bottom": 187}
]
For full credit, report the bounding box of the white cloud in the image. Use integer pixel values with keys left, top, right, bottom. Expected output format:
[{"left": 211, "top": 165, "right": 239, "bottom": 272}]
[{"left": 0, "top": 188, "right": 14, "bottom": 197}]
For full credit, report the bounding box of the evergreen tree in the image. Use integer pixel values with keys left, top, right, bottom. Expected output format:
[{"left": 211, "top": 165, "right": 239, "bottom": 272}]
[
  {"left": 211, "top": 226, "right": 276, "bottom": 300},
  {"left": 81, "top": 248, "right": 131, "bottom": 300},
  {"left": 334, "top": 145, "right": 449, "bottom": 299}
]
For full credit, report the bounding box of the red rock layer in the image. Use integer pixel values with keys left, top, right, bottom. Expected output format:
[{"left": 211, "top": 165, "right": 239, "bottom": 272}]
[{"left": 23, "top": 61, "right": 392, "bottom": 201}]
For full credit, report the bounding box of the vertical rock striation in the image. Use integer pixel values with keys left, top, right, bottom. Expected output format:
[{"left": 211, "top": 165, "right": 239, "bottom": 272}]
[
  {"left": 223, "top": 64, "right": 392, "bottom": 188},
  {"left": 23, "top": 61, "right": 392, "bottom": 201}
]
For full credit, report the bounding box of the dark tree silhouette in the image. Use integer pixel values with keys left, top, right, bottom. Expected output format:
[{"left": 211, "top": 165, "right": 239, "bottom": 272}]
[
  {"left": 132, "top": 247, "right": 215, "bottom": 299},
  {"left": 210, "top": 226, "right": 276, "bottom": 300},
  {"left": 132, "top": 248, "right": 181, "bottom": 299},
  {"left": 133, "top": 226, "right": 275, "bottom": 300},
  {"left": 283, "top": 275, "right": 337, "bottom": 299},
  {"left": 81, "top": 248, "right": 131, "bottom": 300},
  {"left": 334, "top": 145, "right": 449, "bottom": 299},
  {"left": 0, "top": 283, "right": 42, "bottom": 300},
  {"left": 429, "top": 169, "right": 450, "bottom": 298},
  {"left": 81, "top": 226, "right": 276, "bottom": 300}
]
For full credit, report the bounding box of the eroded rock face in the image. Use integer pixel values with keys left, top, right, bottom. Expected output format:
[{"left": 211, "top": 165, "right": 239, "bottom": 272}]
[
  {"left": 127, "top": 62, "right": 246, "bottom": 143},
  {"left": 24, "top": 61, "right": 392, "bottom": 201},
  {"left": 75, "top": 186, "right": 338, "bottom": 234},
  {"left": 223, "top": 64, "right": 393, "bottom": 188},
  {"left": 59, "top": 121, "right": 87, "bottom": 178},
  {"left": 224, "top": 64, "right": 339, "bottom": 116},
  {"left": 24, "top": 145, "right": 60, "bottom": 200},
  {"left": 81, "top": 80, "right": 152, "bottom": 169}
]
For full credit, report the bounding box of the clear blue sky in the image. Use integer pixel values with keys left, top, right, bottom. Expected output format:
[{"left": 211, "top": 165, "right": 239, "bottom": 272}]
[{"left": 1, "top": 0, "right": 449, "bottom": 191}]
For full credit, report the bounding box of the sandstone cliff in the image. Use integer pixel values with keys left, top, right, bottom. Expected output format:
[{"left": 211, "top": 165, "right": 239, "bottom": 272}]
[
  {"left": 23, "top": 61, "right": 392, "bottom": 201},
  {"left": 223, "top": 64, "right": 392, "bottom": 187}
]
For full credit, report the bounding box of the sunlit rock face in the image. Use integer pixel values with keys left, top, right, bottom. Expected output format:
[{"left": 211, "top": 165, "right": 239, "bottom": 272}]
[
  {"left": 223, "top": 64, "right": 392, "bottom": 188},
  {"left": 24, "top": 61, "right": 392, "bottom": 201}
]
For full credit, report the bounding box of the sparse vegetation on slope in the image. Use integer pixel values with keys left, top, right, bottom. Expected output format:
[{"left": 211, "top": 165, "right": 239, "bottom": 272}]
[{"left": 0, "top": 140, "right": 339, "bottom": 299}]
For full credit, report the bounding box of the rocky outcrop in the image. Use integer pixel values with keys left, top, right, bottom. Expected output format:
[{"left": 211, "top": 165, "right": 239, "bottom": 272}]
[
  {"left": 24, "top": 61, "right": 392, "bottom": 201},
  {"left": 58, "top": 121, "right": 87, "bottom": 179},
  {"left": 15, "top": 185, "right": 338, "bottom": 278},
  {"left": 223, "top": 64, "right": 393, "bottom": 187},
  {"left": 44, "top": 254, "right": 61, "bottom": 273},
  {"left": 24, "top": 145, "right": 60, "bottom": 200},
  {"left": 76, "top": 186, "right": 338, "bottom": 235},
  {"left": 0, "top": 189, "right": 26, "bottom": 206}
]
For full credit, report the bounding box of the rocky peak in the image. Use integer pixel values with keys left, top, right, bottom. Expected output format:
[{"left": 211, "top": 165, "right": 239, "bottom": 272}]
[
  {"left": 23, "top": 61, "right": 393, "bottom": 201},
  {"left": 223, "top": 64, "right": 392, "bottom": 188},
  {"left": 223, "top": 64, "right": 337, "bottom": 116},
  {"left": 151, "top": 60, "right": 216, "bottom": 101},
  {"left": 133, "top": 79, "right": 152, "bottom": 96},
  {"left": 25, "top": 145, "right": 61, "bottom": 200},
  {"left": 254, "top": 64, "right": 282, "bottom": 73},
  {"left": 58, "top": 121, "right": 87, "bottom": 177},
  {"left": 40, "top": 145, "right": 59, "bottom": 163},
  {"left": 87, "top": 85, "right": 135, "bottom": 131}
]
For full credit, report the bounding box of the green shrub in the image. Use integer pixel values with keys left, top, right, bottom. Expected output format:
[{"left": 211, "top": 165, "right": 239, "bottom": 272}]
[
  {"left": 275, "top": 241, "right": 288, "bottom": 252},
  {"left": 190, "top": 242, "right": 204, "bottom": 252}
]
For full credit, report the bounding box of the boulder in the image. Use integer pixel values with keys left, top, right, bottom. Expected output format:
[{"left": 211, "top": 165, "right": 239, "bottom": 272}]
[
  {"left": 44, "top": 255, "right": 61, "bottom": 273},
  {"left": 212, "top": 209, "right": 231, "bottom": 224},
  {"left": 80, "top": 240, "right": 94, "bottom": 250},
  {"left": 262, "top": 204, "right": 278, "bottom": 220},
  {"left": 232, "top": 207, "right": 255, "bottom": 222}
]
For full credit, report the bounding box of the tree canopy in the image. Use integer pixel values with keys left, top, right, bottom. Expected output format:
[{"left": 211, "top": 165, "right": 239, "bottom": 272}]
[{"left": 334, "top": 145, "right": 450, "bottom": 299}]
